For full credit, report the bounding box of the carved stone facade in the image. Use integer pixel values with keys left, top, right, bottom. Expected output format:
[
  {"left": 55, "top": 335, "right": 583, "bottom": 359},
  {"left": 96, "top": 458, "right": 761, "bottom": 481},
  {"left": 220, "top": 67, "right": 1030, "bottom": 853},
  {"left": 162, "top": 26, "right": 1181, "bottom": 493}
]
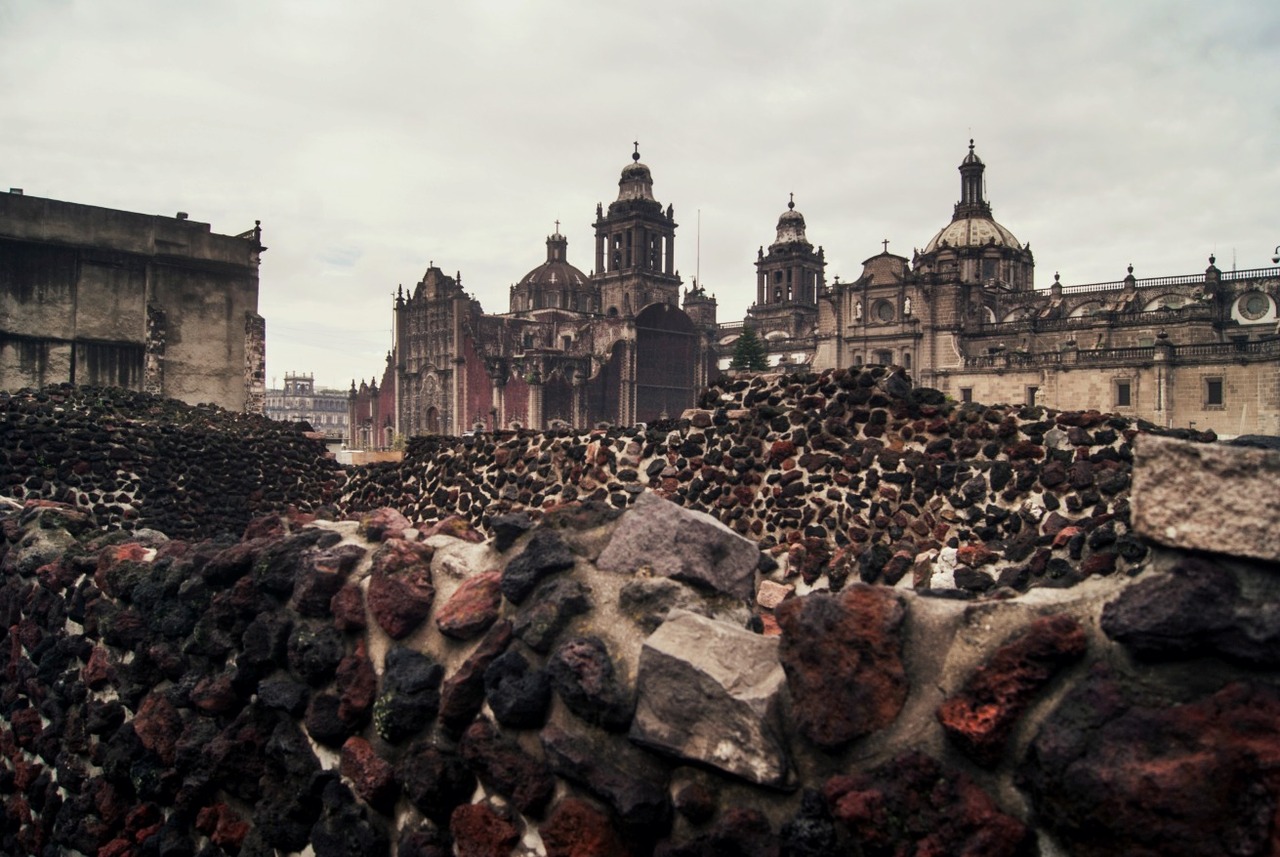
[
  {"left": 0, "top": 190, "right": 266, "bottom": 412},
  {"left": 348, "top": 151, "right": 717, "bottom": 447},
  {"left": 264, "top": 372, "right": 348, "bottom": 441},
  {"left": 722, "top": 142, "right": 1279, "bottom": 437}
]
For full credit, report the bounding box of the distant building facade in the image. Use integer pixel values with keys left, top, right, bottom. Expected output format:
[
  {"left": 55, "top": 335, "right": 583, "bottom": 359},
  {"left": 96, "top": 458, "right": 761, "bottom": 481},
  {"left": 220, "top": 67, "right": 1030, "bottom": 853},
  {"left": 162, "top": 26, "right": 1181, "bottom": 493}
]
[
  {"left": 721, "top": 142, "right": 1279, "bottom": 436},
  {"left": 349, "top": 149, "right": 717, "bottom": 447},
  {"left": 264, "top": 373, "right": 349, "bottom": 441},
  {"left": 351, "top": 142, "right": 1278, "bottom": 444},
  {"left": 0, "top": 189, "right": 266, "bottom": 412}
]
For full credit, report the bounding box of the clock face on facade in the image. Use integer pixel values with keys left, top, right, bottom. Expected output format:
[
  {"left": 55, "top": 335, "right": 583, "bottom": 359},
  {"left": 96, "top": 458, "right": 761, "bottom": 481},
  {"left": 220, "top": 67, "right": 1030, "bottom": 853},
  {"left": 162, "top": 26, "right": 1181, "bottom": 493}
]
[{"left": 1239, "top": 292, "right": 1271, "bottom": 321}]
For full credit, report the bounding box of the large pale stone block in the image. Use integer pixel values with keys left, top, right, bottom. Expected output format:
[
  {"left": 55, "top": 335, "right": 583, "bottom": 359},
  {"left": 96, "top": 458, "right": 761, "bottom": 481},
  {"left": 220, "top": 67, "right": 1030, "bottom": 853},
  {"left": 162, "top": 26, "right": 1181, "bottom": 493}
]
[
  {"left": 629, "top": 609, "right": 792, "bottom": 788},
  {"left": 1132, "top": 435, "right": 1280, "bottom": 563}
]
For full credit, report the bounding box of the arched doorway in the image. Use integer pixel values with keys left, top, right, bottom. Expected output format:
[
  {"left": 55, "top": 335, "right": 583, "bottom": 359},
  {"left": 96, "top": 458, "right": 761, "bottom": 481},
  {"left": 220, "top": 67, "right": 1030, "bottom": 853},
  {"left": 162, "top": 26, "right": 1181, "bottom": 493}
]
[
  {"left": 425, "top": 406, "right": 440, "bottom": 435},
  {"left": 635, "top": 303, "right": 697, "bottom": 423}
]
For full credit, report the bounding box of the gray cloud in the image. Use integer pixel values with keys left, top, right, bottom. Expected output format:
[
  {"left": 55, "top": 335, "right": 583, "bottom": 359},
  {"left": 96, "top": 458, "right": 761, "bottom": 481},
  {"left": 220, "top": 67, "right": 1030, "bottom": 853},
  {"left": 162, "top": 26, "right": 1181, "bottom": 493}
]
[{"left": 3, "top": 0, "right": 1277, "bottom": 390}]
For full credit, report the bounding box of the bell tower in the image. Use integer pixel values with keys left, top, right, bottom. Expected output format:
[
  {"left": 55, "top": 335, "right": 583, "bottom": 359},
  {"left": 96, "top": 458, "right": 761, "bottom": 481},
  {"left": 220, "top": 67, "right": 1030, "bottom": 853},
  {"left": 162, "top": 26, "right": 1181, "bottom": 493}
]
[
  {"left": 592, "top": 144, "right": 681, "bottom": 317},
  {"left": 746, "top": 194, "right": 825, "bottom": 342}
]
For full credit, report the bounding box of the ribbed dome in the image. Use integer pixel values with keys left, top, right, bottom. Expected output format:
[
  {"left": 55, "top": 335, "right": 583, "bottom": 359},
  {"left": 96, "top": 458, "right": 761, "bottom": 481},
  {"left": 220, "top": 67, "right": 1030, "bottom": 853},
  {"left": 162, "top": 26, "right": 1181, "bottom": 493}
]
[
  {"left": 924, "top": 216, "right": 1022, "bottom": 253},
  {"left": 517, "top": 233, "right": 590, "bottom": 289}
]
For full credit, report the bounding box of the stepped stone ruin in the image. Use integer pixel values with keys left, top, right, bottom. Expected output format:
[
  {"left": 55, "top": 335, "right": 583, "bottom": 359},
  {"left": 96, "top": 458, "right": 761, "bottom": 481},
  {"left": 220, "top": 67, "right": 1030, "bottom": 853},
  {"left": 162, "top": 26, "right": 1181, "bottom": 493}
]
[{"left": 1, "top": 367, "right": 1278, "bottom": 856}]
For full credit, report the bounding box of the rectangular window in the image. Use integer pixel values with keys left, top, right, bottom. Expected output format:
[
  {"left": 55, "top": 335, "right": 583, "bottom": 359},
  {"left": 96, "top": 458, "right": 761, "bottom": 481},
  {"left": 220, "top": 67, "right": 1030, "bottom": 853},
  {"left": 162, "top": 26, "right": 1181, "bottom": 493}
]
[
  {"left": 1026, "top": 386, "right": 1039, "bottom": 407},
  {"left": 1115, "top": 380, "right": 1132, "bottom": 408},
  {"left": 960, "top": 387, "right": 973, "bottom": 404},
  {"left": 1205, "top": 377, "right": 1224, "bottom": 407}
]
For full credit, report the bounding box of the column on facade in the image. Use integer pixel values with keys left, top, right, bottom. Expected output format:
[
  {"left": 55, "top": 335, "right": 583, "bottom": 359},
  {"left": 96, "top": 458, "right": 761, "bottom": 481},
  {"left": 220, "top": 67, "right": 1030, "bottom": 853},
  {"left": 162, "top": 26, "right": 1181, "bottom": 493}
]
[
  {"left": 665, "top": 233, "right": 674, "bottom": 276},
  {"left": 528, "top": 371, "right": 543, "bottom": 432},
  {"left": 572, "top": 370, "right": 586, "bottom": 430},
  {"left": 620, "top": 338, "right": 637, "bottom": 426}
]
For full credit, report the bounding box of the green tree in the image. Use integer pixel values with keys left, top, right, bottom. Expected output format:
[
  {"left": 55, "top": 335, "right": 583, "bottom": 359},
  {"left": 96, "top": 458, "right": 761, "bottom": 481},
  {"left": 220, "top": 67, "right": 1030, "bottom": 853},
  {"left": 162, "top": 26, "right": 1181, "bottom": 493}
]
[{"left": 730, "top": 325, "right": 770, "bottom": 371}]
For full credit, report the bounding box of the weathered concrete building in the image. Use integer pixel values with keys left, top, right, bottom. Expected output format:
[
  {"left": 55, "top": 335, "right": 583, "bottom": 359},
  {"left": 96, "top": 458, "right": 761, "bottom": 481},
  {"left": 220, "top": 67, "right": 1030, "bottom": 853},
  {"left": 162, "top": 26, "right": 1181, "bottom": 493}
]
[{"left": 0, "top": 189, "right": 266, "bottom": 412}]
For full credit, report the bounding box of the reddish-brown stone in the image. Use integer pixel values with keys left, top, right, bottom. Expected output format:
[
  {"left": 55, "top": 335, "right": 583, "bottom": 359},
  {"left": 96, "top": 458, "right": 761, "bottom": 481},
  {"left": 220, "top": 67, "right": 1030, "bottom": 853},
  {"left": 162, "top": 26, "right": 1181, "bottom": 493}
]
[
  {"left": 340, "top": 736, "right": 397, "bottom": 812},
  {"left": 330, "top": 582, "right": 367, "bottom": 631},
  {"left": 1080, "top": 550, "right": 1117, "bottom": 576},
  {"left": 358, "top": 506, "right": 412, "bottom": 541},
  {"left": 825, "top": 752, "right": 1033, "bottom": 856},
  {"left": 82, "top": 646, "right": 115, "bottom": 689},
  {"left": 937, "top": 614, "right": 1087, "bottom": 766},
  {"left": 776, "top": 585, "right": 908, "bottom": 749},
  {"left": 421, "top": 515, "right": 486, "bottom": 543},
  {"left": 190, "top": 673, "right": 239, "bottom": 714},
  {"left": 1020, "top": 673, "right": 1280, "bottom": 857},
  {"left": 450, "top": 802, "right": 520, "bottom": 857},
  {"left": 336, "top": 639, "right": 377, "bottom": 726},
  {"left": 957, "top": 543, "right": 999, "bottom": 567},
  {"left": 439, "top": 620, "right": 514, "bottom": 732},
  {"left": 541, "top": 797, "right": 632, "bottom": 857},
  {"left": 368, "top": 539, "right": 436, "bottom": 639},
  {"left": 133, "top": 693, "right": 182, "bottom": 766},
  {"left": 195, "top": 803, "right": 250, "bottom": 851},
  {"left": 461, "top": 717, "right": 555, "bottom": 817},
  {"left": 436, "top": 571, "right": 503, "bottom": 640}
]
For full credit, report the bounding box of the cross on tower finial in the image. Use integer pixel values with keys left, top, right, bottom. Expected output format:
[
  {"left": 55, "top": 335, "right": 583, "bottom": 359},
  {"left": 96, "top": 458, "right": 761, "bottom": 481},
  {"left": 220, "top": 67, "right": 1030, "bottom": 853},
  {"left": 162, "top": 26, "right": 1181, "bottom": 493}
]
[
  {"left": 788, "top": 192, "right": 795, "bottom": 210},
  {"left": 554, "top": 219, "right": 560, "bottom": 234},
  {"left": 632, "top": 141, "right": 640, "bottom": 162},
  {"left": 882, "top": 239, "right": 890, "bottom": 253}
]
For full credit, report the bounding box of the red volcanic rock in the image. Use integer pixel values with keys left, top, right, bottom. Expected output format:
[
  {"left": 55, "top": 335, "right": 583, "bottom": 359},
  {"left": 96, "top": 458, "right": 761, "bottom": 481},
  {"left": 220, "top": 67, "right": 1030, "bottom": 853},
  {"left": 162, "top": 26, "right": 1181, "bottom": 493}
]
[
  {"left": 190, "top": 672, "right": 240, "bottom": 715},
  {"left": 330, "top": 582, "right": 367, "bottom": 631},
  {"left": 1020, "top": 672, "right": 1280, "bottom": 857},
  {"left": 82, "top": 646, "right": 115, "bottom": 689},
  {"left": 937, "top": 614, "right": 1087, "bottom": 766},
  {"left": 956, "top": 543, "right": 999, "bottom": 567},
  {"left": 133, "top": 693, "right": 182, "bottom": 766},
  {"left": 439, "top": 620, "right": 514, "bottom": 733},
  {"left": 450, "top": 802, "right": 520, "bottom": 857},
  {"left": 336, "top": 639, "right": 377, "bottom": 726},
  {"left": 769, "top": 439, "right": 797, "bottom": 464},
  {"left": 436, "top": 571, "right": 503, "bottom": 640},
  {"left": 460, "top": 717, "right": 555, "bottom": 817},
  {"left": 1080, "top": 550, "right": 1117, "bottom": 576},
  {"left": 358, "top": 507, "right": 412, "bottom": 541},
  {"left": 340, "top": 736, "right": 397, "bottom": 812},
  {"left": 1051, "top": 525, "right": 1083, "bottom": 548},
  {"left": 195, "top": 802, "right": 250, "bottom": 851},
  {"left": 420, "top": 515, "right": 486, "bottom": 543},
  {"left": 293, "top": 543, "right": 366, "bottom": 617},
  {"left": 368, "top": 539, "right": 436, "bottom": 639},
  {"left": 825, "top": 752, "right": 1033, "bottom": 856},
  {"left": 775, "top": 585, "right": 908, "bottom": 749},
  {"left": 10, "top": 707, "right": 42, "bottom": 749},
  {"left": 541, "top": 797, "right": 632, "bottom": 857}
]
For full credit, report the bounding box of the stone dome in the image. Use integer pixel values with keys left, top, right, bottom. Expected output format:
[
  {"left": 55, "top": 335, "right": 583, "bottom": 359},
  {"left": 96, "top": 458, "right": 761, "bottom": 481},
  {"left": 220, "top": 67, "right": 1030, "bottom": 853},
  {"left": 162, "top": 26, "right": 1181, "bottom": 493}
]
[
  {"left": 923, "top": 216, "right": 1023, "bottom": 253},
  {"left": 511, "top": 231, "right": 594, "bottom": 313},
  {"left": 773, "top": 196, "right": 809, "bottom": 247},
  {"left": 922, "top": 140, "right": 1023, "bottom": 253}
]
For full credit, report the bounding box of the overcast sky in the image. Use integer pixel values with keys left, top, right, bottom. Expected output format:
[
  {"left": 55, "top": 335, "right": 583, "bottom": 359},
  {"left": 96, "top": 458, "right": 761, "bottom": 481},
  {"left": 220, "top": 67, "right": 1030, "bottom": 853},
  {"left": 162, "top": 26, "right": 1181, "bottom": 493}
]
[{"left": 3, "top": 1, "right": 1277, "bottom": 390}]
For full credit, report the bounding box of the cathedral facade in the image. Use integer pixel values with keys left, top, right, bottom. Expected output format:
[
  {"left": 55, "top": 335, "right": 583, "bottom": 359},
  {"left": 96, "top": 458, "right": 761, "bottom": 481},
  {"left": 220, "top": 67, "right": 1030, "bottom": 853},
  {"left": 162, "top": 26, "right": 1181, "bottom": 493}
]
[
  {"left": 349, "top": 150, "right": 717, "bottom": 446},
  {"left": 726, "top": 142, "right": 1279, "bottom": 437},
  {"left": 352, "top": 143, "right": 1279, "bottom": 446}
]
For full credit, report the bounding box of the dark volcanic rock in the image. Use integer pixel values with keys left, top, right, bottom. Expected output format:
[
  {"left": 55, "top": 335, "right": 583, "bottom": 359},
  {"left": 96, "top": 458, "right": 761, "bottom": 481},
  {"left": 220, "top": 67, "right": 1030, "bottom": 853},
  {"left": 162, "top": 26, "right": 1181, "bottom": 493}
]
[
  {"left": 460, "top": 717, "right": 555, "bottom": 817},
  {"left": 501, "top": 529, "right": 575, "bottom": 605},
  {"left": 483, "top": 650, "right": 551, "bottom": 730},
  {"left": 512, "top": 577, "right": 594, "bottom": 653},
  {"left": 395, "top": 740, "right": 475, "bottom": 826},
  {"left": 541, "top": 722, "right": 672, "bottom": 837},
  {"left": 826, "top": 751, "right": 1034, "bottom": 856},
  {"left": 374, "top": 647, "right": 444, "bottom": 744},
  {"left": 547, "top": 635, "right": 635, "bottom": 732},
  {"left": 1019, "top": 669, "right": 1280, "bottom": 857},
  {"left": 438, "top": 620, "right": 513, "bottom": 734}
]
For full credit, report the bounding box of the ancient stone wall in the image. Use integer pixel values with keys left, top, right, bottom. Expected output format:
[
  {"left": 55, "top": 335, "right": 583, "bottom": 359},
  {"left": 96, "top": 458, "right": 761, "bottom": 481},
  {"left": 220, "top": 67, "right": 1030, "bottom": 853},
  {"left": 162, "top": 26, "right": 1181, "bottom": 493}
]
[
  {"left": 1, "top": 447, "right": 1277, "bottom": 855},
  {"left": 0, "top": 384, "right": 345, "bottom": 539},
  {"left": 343, "top": 366, "right": 1217, "bottom": 596}
]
